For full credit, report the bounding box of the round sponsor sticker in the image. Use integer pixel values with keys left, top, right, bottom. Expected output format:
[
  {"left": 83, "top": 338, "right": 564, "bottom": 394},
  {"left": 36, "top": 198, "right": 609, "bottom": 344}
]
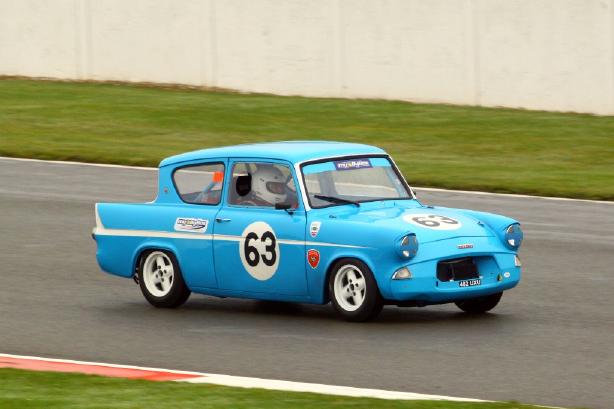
[
  {"left": 403, "top": 213, "right": 462, "bottom": 230},
  {"left": 239, "top": 221, "right": 280, "bottom": 281}
]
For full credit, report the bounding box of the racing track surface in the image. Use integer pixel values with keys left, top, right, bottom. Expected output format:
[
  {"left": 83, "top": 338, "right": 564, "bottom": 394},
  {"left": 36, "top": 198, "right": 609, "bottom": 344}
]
[{"left": 1, "top": 158, "right": 613, "bottom": 409}]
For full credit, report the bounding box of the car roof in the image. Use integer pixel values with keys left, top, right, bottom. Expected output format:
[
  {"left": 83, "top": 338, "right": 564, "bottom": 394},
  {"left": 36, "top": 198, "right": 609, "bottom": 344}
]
[{"left": 159, "top": 141, "right": 386, "bottom": 167}]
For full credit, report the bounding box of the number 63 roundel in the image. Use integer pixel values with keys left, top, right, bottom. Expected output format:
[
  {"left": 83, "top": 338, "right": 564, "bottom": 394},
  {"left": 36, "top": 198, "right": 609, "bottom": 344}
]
[{"left": 239, "top": 221, "right": 280, "bottom": 281}]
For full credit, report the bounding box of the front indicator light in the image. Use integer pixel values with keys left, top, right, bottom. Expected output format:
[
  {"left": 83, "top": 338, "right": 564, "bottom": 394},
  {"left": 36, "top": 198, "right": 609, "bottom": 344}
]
[
  {"left": 392, "top": 267, "right": 412, "bottom": 280},
  {"left": 514, "top": 255, "right": 522, "bottom": 267}
]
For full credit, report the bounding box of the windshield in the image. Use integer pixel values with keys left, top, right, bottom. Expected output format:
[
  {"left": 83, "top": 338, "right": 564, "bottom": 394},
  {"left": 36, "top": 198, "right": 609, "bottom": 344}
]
[{"left": 301, "top": 156, "right": 412, "bottom": 208}]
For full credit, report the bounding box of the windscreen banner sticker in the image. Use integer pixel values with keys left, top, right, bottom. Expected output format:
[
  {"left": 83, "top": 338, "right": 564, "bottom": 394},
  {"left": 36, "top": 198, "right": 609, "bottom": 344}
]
[
  {"left": 334, "top": 159, "right": 372, "bottom": 171},
  {"left": 239, "top": 221, "right": 279, "bottom": 281},
  {"left": 403, "top": 214, "right": 462, "bottom": 231},
  {"left": 174, "top": 218, "right": 209, "bottom": 233},
  {"left": 310, "top": 221, "right": 321, "bottom": 238}
]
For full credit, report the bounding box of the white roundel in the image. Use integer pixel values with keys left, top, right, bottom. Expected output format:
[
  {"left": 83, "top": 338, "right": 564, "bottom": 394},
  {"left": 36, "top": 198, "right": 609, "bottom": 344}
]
[
  {"left": 403, "top": 213, "right": 462, "bottom": 230},
  {"left": 239, "top": 221, "right": 280, "bottom": 281}
]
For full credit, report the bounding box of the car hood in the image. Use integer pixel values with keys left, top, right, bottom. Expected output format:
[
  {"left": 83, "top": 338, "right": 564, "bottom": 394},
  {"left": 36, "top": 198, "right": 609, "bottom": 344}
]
[{"left": 326, "top": 201, "right": 494, "bottom": 244}]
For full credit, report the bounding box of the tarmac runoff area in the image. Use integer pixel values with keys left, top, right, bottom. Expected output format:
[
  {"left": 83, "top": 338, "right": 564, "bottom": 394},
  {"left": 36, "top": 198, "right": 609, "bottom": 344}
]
[{"left": 0, "top": 157, "right": 613, "bottom": 409}]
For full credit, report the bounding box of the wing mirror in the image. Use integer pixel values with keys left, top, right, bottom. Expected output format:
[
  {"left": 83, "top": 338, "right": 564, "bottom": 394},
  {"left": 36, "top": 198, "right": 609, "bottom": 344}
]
[{"left": 275, "top": 202, "right": 295, "bottom": 214}]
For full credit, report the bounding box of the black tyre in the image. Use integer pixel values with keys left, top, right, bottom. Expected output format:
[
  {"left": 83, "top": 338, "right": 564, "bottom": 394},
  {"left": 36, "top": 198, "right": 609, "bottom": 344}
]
[
  {"left": 328, "top": 259, "right": 383, "bottom": 322},
  {"left": 138, "top": 250, "right": 191, "bottom": 308},
  {"left": 455, "top": 292, "right": 502, "bottom": 314}
]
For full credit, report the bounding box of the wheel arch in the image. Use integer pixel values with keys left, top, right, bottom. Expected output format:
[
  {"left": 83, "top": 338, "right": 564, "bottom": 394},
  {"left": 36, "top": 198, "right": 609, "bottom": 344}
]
[
  {"left": 321, "top": 254, "right": 379, "bottom": 303},
  {"left": 132, "top": 241, "right": 181, "bottom": 277}
]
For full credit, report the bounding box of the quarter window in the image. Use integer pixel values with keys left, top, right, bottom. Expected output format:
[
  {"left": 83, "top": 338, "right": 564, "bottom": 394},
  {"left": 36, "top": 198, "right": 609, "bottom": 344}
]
[{"left": 173, "top": 163, "right": 225, "bottom": 205}]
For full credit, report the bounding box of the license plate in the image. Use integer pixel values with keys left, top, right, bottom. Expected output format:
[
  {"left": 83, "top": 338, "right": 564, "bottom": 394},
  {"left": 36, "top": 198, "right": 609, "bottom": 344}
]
[{"left": 458, "top": 279, "right": 481, "bottom": 287}]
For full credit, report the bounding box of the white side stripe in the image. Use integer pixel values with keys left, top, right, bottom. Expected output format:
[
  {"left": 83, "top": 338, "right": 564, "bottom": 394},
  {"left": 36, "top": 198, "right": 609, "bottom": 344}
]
[
  {"left": 94, "top": 229, "right": 367, "bottom": 248},
  {"left": 303, "top": 240, "right": 366, "bottom": 249},
  {"left": 93, "top": 227, "right": 212, "bottom": 240}
]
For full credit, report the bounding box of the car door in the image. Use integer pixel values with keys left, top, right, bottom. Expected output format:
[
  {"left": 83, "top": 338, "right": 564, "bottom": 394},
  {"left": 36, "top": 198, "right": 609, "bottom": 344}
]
[
  {"left": 213, "top": 159, "right": 308, "bottom": 296},
  {"left": 170, "top": 160, "right": 226, "bottom": 289}
]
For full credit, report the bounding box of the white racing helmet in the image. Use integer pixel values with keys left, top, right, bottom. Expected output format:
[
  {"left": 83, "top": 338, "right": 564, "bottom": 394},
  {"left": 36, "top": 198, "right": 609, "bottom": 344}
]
[{"left": 251, "top": 166, "right": 288, "bottom": 205}]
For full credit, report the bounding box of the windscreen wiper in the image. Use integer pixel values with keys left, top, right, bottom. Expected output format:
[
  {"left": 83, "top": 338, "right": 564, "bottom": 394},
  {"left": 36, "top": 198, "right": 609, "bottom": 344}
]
[{"left": 314, "top": 194, "right": 360, "bottom": 207}]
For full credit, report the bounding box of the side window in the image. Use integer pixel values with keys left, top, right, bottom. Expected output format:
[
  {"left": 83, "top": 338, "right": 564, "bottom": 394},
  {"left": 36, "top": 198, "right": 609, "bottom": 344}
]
[
  {"left": 228, "top": 162, "right": 298, "bottom": 208},
  {"left": 173, "top": 163, "right": 225, "bottom": 205}
]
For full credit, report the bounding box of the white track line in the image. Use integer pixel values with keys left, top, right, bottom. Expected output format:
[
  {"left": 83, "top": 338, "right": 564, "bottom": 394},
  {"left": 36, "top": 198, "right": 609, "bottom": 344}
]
[
  {"left": 1, "top": 156, "right": 612, "bottom": 205},
  {"left": 0, "top": 353, "right": 483, "bottom": 402},
  {"left": 0, "top": 156, "right": 157, "bottom": 170},
  {"left": 183, "top": 374, "right": 484, "bottom": 401}
]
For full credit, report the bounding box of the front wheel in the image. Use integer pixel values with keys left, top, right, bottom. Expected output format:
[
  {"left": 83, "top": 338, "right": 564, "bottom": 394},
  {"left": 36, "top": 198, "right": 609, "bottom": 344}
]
[
  {"left": 138, "top": 250, "right": 191, "bottom": 308},
  {"left": 455, "top": 292, "right": 502, "bottom": 314},
  {"left": 329, "top": 259, "right": 382, "bottom": 322}
]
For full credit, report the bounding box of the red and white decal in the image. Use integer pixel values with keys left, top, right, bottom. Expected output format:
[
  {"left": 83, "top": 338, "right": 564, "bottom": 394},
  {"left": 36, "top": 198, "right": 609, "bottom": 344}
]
[
  {"left": 309, "top": 221, "right": 321, "bottom": 238},
  {"left": 307, "top": 249, "right": 320, "bottom": 269}
]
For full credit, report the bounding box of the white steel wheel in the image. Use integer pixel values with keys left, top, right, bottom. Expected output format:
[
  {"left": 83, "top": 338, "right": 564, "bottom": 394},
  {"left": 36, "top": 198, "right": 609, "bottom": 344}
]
[
  {"left": 142, "top": 251, "right": 174, "bottom": 297},
  {"left": 329, "top": 259, "right": 383, "bottom": 322},
  {"left": 138, "top": 250, "right": 191, "bottom": 308},
  {"left": 333, "top": 264, "right": 367, "bottom": 312}
]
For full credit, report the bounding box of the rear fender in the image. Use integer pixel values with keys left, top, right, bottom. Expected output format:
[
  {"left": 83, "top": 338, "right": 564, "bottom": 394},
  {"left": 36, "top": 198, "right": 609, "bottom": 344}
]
[{"left": 132, "top": 241, "right": 182, "bottom": 277}]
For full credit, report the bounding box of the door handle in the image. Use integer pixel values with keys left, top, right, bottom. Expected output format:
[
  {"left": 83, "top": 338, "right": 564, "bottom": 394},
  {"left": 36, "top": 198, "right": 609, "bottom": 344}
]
[{"left": 215, "top": 218, "right": 232, "bottom": 223}]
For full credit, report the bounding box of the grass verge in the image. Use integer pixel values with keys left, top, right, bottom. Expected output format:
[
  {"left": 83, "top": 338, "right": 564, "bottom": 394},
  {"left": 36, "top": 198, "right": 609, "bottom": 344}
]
[
  {"left": 0, "top": 368, "right": 563, "bottom": 409},
  {"left": 1, "top": 78, "right": 613, "bottom": 200}
]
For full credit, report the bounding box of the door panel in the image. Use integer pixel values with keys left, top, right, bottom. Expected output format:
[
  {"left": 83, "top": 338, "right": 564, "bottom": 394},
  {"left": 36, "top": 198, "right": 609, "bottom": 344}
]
[
  {"left": 212, "top": 159, "right": 308, "bottom": 296},
  {"left": 213, "top": 207, "right": 307, "bottom": 295},
  {"left": 169, "top": 161, "right": 226, "bottom": 289}
]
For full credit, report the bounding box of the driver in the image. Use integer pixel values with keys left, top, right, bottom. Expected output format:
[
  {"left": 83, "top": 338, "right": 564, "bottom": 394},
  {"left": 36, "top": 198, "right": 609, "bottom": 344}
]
[{"left": 244, "top": 166, "right": 288, "bottom": 206}]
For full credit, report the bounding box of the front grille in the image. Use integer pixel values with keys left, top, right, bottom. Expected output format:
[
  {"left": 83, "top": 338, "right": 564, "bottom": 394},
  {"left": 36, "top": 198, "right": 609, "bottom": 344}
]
[{"left": 437, "top": 257, "right": 478, "bottom": 281}]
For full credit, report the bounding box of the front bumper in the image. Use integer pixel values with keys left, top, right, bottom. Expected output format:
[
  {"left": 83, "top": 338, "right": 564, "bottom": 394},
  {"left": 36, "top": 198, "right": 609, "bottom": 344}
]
[{"left": 386, "top": 249, "right": 521, "bottom": 304}]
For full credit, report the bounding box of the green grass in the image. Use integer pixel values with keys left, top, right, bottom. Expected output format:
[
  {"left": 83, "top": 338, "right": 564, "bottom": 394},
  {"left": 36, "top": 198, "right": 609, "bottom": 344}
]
[
  {"left": 1, "top": 78, "right": 613, "bottom": 200},
  {"left": 0, "top": 368, "right": 566, "bottom": 409}
]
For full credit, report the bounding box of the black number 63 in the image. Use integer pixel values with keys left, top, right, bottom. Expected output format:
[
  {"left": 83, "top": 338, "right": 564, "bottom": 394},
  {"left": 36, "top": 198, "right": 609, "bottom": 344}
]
[{"left": 244, "top": 230, "right": 277, "bottom": 267}]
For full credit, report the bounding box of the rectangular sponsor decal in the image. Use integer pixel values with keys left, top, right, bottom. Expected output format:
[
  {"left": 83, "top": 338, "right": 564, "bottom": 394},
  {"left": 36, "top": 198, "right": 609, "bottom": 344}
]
[
  {"left": 174, "top": 218, "right": 209, "bottom": 233},
  {"left": 334, "top": 159, "right": 372, "bottom": 171}
]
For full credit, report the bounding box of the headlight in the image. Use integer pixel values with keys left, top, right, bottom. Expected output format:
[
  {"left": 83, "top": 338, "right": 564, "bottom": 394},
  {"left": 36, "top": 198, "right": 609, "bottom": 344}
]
[
  {"left": 396, "top": 233, "right": 418, "bottom": 259},
  {"left": 504, "top": 224, "right": 523, "bottom": 249}
]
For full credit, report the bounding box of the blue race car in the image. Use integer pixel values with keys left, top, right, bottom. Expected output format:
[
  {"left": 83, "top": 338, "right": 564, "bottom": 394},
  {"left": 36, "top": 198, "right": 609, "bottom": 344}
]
[{"left": 93, "top": 141, "right": 523, "bottom": 321}]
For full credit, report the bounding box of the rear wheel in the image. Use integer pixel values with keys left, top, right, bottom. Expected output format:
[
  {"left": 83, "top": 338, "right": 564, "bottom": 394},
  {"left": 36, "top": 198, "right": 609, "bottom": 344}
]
[
  {"left": 329, "top": 259, "right": 382, "bottom": 322},
  {"left": 455, "top": 292, "right": 502, "bottom": 314},
  {"left": 138, "top": 250, "right": 190, "bottom": 308}
]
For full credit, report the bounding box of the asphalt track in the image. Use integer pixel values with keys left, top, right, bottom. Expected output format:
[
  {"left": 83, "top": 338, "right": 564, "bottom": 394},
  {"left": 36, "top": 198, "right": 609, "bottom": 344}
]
[{"left": 1, "top": 158, "right": 613, "bottom": 409}]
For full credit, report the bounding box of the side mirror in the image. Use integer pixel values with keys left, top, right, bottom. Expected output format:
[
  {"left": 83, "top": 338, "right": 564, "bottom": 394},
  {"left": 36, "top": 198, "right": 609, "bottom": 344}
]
[{"left": 275, "top": 202, "right": 292, "bottom": 210}]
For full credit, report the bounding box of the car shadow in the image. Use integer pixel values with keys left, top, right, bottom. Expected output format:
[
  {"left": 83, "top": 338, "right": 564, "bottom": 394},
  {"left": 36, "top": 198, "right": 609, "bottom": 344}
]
[{"left": 105, "top": 295, "right": 509, "bottom": 326}]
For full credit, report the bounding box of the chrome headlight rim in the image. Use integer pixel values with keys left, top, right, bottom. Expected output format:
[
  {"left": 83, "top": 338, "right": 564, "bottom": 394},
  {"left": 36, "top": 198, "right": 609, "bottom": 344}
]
[
  {"left": 396, "top": 233, "right": 419, "bottom": 259},
  {"left": 504, "top": 223, "right": 523, "bottom": 249}
]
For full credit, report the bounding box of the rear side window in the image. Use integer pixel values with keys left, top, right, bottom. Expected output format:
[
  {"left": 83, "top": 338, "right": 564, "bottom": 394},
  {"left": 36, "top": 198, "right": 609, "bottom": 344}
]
[{"left": 173, "top": 163, "right": 225, "bottom": 205}]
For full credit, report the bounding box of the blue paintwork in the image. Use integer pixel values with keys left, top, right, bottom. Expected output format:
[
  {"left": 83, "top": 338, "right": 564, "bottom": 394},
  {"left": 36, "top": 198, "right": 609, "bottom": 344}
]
[{"left": 94, "top": 141, "right": 522, "bottom": 306}]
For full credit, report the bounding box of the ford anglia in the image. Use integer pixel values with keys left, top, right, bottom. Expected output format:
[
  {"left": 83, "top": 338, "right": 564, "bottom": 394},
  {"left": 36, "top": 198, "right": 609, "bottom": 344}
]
[{"left": 93, "top": 141, "right": 523, "bottom": 321}]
